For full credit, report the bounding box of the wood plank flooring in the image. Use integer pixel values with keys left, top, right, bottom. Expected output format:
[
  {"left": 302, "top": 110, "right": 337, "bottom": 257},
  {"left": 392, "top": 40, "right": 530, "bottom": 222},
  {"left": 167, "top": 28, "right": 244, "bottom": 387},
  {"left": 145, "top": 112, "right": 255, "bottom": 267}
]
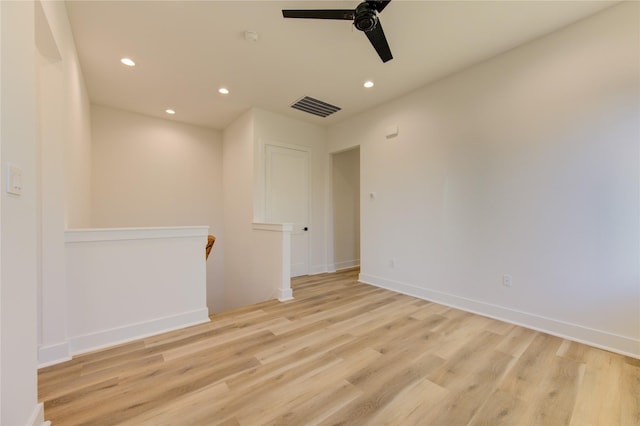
[{"left": 39, "top": 269, "right": 639, "bottom": 425}]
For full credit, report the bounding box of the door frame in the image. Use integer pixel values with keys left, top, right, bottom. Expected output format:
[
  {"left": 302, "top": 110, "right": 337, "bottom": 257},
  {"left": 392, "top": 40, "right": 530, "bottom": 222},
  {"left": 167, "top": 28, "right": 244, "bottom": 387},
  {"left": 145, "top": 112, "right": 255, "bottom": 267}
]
[{"left": 329, "top": 146, "right": 361, "bottom": 272}]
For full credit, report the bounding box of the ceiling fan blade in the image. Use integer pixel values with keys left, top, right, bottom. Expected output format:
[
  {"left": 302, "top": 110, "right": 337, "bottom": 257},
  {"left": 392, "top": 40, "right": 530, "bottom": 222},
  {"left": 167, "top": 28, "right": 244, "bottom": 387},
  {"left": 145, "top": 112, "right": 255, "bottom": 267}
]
[
  {"left": 282, "top": 9, "right": 355, "bottom": 20},
  {"left": 365, "top": 21, "right": 393, "bottom": 63},
  {"left": 372, "top": 0, "right": 392, "bottom": 13}
]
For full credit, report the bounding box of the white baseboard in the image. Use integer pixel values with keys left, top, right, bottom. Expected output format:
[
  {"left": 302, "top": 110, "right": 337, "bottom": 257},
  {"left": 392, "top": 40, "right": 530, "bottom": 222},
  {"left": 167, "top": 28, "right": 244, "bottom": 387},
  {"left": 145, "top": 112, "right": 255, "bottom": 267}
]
[
  {"left": 278, "top": 287, "right": 294, "bottom": 302},
  {"left": 359, "top": 273, "right": 640, "bottom": 359},
  {"left": 38, "top": 342, "right": 71, "bottom": 368},
  {"left": 310, "top": 264, "right": 329, "bottom": 275},
  {"left": 310, "top": 261, "right": 359, "bottom": 275},
  {"left": 335, "top": 259, "right": 360, "bottom": 271},
  {"left": 26, "top": 403, "right": 45, "bottom": 426},
  {"left": 68, "top": 308, "right": 210, "bottom": 357}
]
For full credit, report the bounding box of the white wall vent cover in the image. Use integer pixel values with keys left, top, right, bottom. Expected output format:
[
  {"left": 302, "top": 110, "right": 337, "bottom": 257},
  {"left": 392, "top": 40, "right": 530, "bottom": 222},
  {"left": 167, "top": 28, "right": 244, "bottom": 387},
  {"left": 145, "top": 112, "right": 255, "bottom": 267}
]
[{"left": 290, "top": 96, "right": 341, "bottom": 118}]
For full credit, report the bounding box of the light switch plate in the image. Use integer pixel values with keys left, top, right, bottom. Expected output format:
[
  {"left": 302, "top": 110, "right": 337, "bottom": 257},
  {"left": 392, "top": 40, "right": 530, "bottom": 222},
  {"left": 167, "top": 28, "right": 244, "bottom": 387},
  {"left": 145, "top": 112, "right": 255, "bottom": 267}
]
[{"left": 6, "top": 163, "right": 23, "bottom": 196}]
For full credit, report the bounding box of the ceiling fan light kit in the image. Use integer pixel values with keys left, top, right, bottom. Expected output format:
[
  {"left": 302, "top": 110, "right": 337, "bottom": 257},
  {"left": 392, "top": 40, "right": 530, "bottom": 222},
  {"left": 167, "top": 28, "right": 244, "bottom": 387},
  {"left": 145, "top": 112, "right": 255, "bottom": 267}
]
[{"left": 282, "top": 0, "right": 394, "bottom": 63}]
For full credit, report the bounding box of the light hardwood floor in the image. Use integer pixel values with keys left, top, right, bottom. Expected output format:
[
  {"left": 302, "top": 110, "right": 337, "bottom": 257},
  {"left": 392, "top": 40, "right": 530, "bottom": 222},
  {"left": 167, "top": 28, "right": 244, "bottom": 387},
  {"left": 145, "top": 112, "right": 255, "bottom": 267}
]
[{"left": 39, "top": 269, "right": 639, "bottom": 425}]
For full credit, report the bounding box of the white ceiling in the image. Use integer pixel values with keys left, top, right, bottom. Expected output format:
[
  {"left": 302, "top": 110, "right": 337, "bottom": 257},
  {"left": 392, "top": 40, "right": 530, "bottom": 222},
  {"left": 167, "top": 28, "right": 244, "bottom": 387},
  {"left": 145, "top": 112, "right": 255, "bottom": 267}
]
[{"left": 65, "top": 0, "right": 615, "bottom": 130}]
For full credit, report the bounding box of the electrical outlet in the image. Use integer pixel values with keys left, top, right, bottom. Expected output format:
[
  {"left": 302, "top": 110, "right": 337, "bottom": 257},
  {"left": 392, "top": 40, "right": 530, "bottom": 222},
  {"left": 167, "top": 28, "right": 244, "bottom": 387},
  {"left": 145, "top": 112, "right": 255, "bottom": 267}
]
[{"left": 502, "top": 274, "right": 512, "bottom": 287}]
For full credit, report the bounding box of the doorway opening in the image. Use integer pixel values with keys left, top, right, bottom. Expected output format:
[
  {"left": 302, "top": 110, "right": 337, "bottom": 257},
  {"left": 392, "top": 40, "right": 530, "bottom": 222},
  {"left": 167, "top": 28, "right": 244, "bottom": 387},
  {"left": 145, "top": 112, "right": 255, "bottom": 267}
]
[{"left": 332, "top": 147, "right": 360, "bottom": 271}]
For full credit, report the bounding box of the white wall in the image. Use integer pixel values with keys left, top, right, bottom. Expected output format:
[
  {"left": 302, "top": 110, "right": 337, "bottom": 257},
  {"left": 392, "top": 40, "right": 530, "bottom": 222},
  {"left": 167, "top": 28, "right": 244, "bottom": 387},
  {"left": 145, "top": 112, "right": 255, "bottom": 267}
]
[
  {"left": 90, "top": 105, "right": 224, "bottom": 313},
  {"left": 222, "top": 110, "right": 256, "bottom": 310},
  {"left": 222, "top": 108, "right": 321, "bottom": 310},
  {"left": 1, "top": 2, "right": 3, "bottom": 417},
  {"left": 65, "top": 227, "right": 209, "bottom": 354},
  {"left": 253, "top": 108, "right": 329, "bottom": 274},
  {"left": 328, "top": 3, "right": 639, "bottom": 357},
  {"left": 332, "top": 147, "right": 360, "bottom": 271},
  {"left": 59, "top": 5, "right": 92, "bottom": 230},
  {"left": 37, "top": 0, "right": 92, "bottom": 367},
  {"left": 0, "top": 1, "right": 42, "bottom": 423}
]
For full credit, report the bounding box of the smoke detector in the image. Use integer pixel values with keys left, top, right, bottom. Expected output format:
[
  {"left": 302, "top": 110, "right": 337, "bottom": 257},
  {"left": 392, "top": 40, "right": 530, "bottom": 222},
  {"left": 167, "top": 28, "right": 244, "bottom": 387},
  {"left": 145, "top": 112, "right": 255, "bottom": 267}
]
[{"left": 244, "top": 31, "right": 259, "bottom": 42}]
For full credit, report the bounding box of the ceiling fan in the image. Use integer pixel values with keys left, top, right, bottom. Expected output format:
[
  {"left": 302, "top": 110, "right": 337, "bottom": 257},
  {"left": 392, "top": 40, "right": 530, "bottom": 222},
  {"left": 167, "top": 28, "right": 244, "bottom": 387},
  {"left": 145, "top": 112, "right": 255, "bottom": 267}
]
[{"left": 282, "top": 0, "right": 394, "bottom": 63}]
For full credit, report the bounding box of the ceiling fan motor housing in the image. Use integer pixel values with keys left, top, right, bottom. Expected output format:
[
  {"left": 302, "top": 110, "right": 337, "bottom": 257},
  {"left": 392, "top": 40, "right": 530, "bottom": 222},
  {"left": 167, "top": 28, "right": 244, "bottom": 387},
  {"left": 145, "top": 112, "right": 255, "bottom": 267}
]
[{"left": 354, "top": 2, "right": 378, "bottom": 32}]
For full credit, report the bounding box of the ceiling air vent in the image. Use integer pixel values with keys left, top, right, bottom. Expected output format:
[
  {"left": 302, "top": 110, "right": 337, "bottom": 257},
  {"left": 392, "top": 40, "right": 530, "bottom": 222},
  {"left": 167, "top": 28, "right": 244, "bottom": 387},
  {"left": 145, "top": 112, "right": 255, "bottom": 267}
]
[{"left": 290, "top": 96, "right": 341, "bottom": 118}]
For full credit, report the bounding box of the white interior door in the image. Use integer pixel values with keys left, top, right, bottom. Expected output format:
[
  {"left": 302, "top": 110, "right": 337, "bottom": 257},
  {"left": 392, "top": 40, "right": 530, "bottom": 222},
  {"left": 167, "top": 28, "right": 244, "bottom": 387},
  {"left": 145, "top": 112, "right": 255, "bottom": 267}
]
[{"left": 265, "top": 144, "right": 310, "bottom": 277}]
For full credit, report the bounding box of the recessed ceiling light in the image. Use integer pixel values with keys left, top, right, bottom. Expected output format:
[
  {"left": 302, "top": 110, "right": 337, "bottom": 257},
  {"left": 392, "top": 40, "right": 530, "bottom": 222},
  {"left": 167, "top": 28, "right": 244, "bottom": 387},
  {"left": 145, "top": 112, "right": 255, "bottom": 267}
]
[
  {"left": 120, "top": 57, "right": 136, "bottom": 67},
  {"left": 218, "top": 87, "right": 230, "bottom": 95},
  {"left": 364, "top": 81, "right": 374, "bottom": 88},
  {"left": 165, "top": 109, "right": 176, "bottom": 114}
]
